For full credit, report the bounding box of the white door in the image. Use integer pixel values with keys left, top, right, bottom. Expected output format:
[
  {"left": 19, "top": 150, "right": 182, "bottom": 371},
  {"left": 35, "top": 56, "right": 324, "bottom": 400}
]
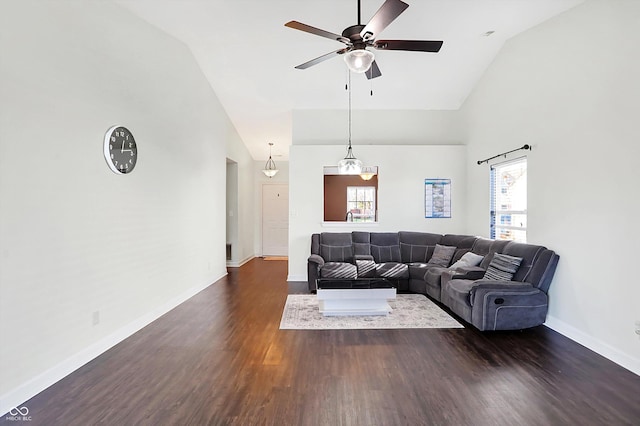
[{"left": 262, "top": 184, "right": 289, "bottom": 256}]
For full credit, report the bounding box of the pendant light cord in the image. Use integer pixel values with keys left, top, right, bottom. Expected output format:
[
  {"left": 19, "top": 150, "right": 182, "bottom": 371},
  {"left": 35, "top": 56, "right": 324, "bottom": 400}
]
[{"left": 348, "top": 71, "right": 352, "bottom": 150}]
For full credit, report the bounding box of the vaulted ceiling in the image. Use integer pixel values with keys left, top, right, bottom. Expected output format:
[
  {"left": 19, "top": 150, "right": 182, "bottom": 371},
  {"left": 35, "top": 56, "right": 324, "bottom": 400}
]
[{"left": 116, "top": 0, "right": 584, "bottom": 160}]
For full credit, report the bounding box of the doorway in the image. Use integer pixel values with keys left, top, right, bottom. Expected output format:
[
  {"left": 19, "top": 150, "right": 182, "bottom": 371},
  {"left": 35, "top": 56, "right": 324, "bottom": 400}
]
[{"left": 262, "top": 184, "right": 288, "bottom": 256}]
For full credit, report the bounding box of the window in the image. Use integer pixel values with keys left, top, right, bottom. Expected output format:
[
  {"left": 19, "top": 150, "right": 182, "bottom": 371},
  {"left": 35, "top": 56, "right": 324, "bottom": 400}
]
[
  {"left": 347, "top": 186, "right": 376, "bottom": 222},
  {"left": 490, "top": 157, "right": 527, "bottom": 242}
]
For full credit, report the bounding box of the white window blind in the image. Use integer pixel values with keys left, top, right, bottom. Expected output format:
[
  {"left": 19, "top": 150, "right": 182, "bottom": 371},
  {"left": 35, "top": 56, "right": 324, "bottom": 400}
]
[{"left": 490, "top": 157, "right": 527, "bottom": 242}]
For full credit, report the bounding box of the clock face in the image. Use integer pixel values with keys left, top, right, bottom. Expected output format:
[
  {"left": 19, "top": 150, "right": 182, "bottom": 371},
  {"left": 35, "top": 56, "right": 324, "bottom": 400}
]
[{"left": 104, "top": 125, "right": 137, "bottom": 174}]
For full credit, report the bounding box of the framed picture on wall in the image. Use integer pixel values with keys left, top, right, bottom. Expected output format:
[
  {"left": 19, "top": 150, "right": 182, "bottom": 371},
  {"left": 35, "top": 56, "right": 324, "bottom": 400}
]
[{"left": 425, "top": 179, "right": 451, "bottom": 218}]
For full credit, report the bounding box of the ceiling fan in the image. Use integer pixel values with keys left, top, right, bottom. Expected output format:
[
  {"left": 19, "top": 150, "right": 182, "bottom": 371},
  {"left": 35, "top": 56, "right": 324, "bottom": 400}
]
[{"left": 285, "top": 0, "right": 443, "bottom": 79}]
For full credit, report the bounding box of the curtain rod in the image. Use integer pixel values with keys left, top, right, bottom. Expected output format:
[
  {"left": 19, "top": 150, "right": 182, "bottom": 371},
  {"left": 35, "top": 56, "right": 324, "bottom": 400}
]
[{"left": 477, "top": 144, "right": 531, "bottom": 165}]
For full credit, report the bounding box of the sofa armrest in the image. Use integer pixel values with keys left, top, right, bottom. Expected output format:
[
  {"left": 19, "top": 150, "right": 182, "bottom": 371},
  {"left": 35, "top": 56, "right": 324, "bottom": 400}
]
[
  {"left": 449, "top": 266, "right": 486, "bottom": 280},
  {"left": 308, "top": 254, "right": 325, "bottom": 267},
  {"left": 469, "top": 280, "right": 548, "bottom": 330},
  {"left": 469, "top": 280, "right": 534, "bottom": 306},
  {"left": 441, "top": 267, "right": 485, "bottom": 287}
]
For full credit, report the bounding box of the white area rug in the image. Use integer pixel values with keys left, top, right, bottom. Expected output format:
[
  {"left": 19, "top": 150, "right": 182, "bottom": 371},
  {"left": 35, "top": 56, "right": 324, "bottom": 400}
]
[{"left": 279, "top": 293, "right": 463, "bottom": 330}]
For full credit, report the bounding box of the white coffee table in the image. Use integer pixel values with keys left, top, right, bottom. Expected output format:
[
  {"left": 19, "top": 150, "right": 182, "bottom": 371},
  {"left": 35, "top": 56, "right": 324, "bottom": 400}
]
[{"left": 317, "top": 288, "right": 397, "bottom": 316}]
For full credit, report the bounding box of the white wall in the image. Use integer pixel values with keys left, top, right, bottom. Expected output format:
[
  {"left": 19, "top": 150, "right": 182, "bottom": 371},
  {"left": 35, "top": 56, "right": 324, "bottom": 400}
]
[
  {"left": 461, "top": 0, "right": 640, "bottom": 374},
  {"left": 0, "top": 0, "right": 250, "bottom": 411},
  {"left": 288, "top": 145, "right": 467, "bottom": 281},
  {"left": 294, "top": 109, "right": 464, "bottom": 146}
]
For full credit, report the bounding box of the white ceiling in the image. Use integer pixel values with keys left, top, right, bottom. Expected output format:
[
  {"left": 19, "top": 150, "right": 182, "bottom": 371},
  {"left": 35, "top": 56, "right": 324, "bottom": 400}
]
[{"left": 116, "top": 0, "right": 583, "bottom": 160}]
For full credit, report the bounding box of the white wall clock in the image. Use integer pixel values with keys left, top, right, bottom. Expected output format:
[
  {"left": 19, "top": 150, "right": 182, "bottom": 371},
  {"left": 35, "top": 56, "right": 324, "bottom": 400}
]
[{"left": 103, "top": 125, "right": 137, "bottom": 174}]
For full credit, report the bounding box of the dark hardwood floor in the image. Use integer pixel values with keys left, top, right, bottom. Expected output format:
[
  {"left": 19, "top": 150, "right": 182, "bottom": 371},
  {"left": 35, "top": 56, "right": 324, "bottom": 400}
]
[{"left": 3, "top": 258, "right": 639, "bottom": 425}]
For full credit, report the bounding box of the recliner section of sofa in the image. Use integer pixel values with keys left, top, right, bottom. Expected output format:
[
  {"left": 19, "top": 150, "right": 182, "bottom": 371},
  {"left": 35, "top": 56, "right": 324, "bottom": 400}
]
[{"left": 307, "top": 231, "right": 559, "bottom": 331}]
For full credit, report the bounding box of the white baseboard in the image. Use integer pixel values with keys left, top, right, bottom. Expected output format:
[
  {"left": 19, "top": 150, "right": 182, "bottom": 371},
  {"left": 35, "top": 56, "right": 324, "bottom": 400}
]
[
  {"left": 287, "top": 274, "right": 307, "bottom": 282},
  {"left": 0, "top": 274, "right": 226, "bottom": 416},
  {"left": 545, "top": 315, "right": 640, "bottom": 376},
  {"left": 226, "top": 255, "right": 254, "bottom": 268}
]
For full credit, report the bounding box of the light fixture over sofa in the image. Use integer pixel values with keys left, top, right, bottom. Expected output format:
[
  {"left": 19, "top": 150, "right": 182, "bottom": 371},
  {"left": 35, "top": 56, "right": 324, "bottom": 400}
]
[
  {"left": 262, "top": 142, "right": 279, "bottom": 178},
  {"left": 338, "top": 72, "right": 363, "bottom": 175}
]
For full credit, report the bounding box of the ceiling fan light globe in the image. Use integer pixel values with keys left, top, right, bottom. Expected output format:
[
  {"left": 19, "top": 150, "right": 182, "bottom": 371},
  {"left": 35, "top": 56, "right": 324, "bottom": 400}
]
[{"left": 344, "top": 50, "right": 375, "bottom": 73}]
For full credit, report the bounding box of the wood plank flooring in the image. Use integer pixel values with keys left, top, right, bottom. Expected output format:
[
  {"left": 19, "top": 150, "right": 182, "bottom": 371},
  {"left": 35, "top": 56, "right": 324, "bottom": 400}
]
[{"left": 3, "top": 258, "right": 639, "bottom": 425}]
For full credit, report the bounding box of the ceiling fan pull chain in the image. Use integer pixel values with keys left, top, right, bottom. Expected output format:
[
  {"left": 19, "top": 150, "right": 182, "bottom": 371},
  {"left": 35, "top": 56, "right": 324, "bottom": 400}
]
[
  {"left": 345, "top": 67, "right": 349, "bottom": 91},
  {"left": 369, "top": 68, "right": 374, "bottom": 96}
]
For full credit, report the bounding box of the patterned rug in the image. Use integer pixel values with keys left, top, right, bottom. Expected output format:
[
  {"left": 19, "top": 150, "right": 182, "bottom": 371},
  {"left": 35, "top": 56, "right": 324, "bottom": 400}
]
[{"left": 279, "top": 293, "right": 463, "bottom": 330}]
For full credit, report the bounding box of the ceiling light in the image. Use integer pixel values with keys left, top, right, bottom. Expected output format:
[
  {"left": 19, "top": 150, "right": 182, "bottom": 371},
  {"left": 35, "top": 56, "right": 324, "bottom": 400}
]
[
  {"left": 359, "top": 166, "right": 376, "bottom": 181},
  {"left": 262, "top": 142, "right": 279, "bottom": 178},
  {"left": 343, "top": 49, "right": 375, "bottom": 74},
  {"left": 338, "top": 72, "right": 363, "bottom": 175}
]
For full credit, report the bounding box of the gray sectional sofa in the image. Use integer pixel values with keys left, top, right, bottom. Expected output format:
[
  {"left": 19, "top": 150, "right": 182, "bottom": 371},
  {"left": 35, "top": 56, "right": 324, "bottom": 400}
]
[{"left": 307, "top": 231, "right": 559, "bottom": 331}]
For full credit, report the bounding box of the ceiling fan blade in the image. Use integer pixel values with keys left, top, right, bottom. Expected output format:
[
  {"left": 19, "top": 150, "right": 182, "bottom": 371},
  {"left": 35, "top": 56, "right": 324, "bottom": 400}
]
[
  {"left": 360, "top": 0, "right": 409, "bottom": 40},
  {"left": 294, "top": 48, "right": 349, "bottom": 70},
  {"left": 374, "top": 40, "right": 443, "bottom": 52},
  {"left": 285, "top": 21, "right": 350, "bottom": 44},
  {"left": 365, "top": 60, "right": 382, "bottom": 80}
]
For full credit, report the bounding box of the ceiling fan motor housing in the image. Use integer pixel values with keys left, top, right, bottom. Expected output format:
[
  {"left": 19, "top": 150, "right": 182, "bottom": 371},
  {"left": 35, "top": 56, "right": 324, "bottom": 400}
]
[{"left": 342, "top": 24, "right": 368, "bottom": 50}]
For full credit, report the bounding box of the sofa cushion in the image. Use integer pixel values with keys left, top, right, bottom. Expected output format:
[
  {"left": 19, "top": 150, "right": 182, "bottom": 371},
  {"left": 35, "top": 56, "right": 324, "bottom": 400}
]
[
  {"left": 450, "top": 252, "right": 484, "bottom": 270},
  {"left": 356, "top": 259, "right": 376, "bottom": 278},
  {"left": 371, "top": 244, "right": 401, "bottom": 263},
  {"left": 320, "top": 244, "right": 354, "bottom": 263},
  {"left": 428, "top": 244, "right": 457, "bottom": 267},
  {"left": 407, "top": 262, "right": 431, "bottom": 279},
  {"left": 319, "top": 262, "right": 358, "bottom": 279},
  {"left": 400, "top": 243, "right": 432, "bottom": 263},
  {"left": 483, "top": 253, "right": 523, "bottom": 281},
  {"left": 376, "top": 262, "right": 409, "bottom": 279}
]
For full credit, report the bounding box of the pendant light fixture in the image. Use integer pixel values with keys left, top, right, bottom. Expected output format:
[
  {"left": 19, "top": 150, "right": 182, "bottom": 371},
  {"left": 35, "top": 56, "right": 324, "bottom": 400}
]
[
  {"left": 262, "top": 142, "right": 279, "bottom": 178},
  {"left": 338, "top": 72, "right": 363, "bottom": 175}
]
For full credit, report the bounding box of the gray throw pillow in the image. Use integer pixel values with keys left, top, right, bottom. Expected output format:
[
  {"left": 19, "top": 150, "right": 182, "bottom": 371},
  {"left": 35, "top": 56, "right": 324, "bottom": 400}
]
[
  {"left": 483, "top": 253, "right": 523, "bottom": 281},
  {"left": 428, "top": 244, "right": 457, "bottom": 267},
  {"left": 450, "top": 252, "right": 484, "bottom": 270}
]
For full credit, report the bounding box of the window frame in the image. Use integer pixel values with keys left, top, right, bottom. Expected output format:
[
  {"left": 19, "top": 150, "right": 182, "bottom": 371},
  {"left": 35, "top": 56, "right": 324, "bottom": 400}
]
[{"left": 346, "top": 186, "right": 376, "bottom": 222}]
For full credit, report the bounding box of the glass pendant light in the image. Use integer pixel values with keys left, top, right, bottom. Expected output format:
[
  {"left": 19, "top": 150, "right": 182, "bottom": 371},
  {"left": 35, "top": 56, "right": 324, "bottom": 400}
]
[
  {"left": 338, "top": 72, "right": 363, "bottom": 175},
  {"left": 262, "top": 142, "right": 279, "bottom": 178}
]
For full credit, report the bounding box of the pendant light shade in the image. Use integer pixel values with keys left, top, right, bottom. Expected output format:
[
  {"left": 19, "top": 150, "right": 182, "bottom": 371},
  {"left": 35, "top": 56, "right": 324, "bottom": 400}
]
[
  {"left": 262, "top": 142, "right": 279, "bottom": 178},
  {"left": 344, "top": 49, "right": 375, "bottom": 74},
  {"left": 338, "top": 146, "right": 363, "bottom": 175},
  {"left": 359, "top": 166, "right": 376, "bottom": 180}
]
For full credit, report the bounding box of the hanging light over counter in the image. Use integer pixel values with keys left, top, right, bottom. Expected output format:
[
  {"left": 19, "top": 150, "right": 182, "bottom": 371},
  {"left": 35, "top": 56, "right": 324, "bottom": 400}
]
[
  {"left": 338, "top": 72, "right": 363, "bottom": 175},
  {"left": 262, "top": 142, "right": 279, "bottom": 178}
]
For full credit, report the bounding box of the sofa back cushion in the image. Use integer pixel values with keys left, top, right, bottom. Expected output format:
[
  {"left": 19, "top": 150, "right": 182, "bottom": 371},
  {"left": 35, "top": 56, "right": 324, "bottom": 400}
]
[
  {"left": 400, "top": 243, "right": 431, "bottom": 263},
  {"left": 352, "top": 231, "right": 371, "bottom": 256},
  {"left": 398, "top": 232, "right": 442, "bottom": 263},
  {"left": 316, "top": 233, "right": 353, "bottom": 262},
  {"left": 479, "top": 239, "right": 512, "bottom": 269},
  {"left": 370, "top": 232, "right": 400, "bottom": 246},
  {"left": 440, "top": 234, "right": 477, "bottom": 249},
  {"left": 502, "top": 242, "right": 547, "bottom": 284},
  {"left": 371, "top": 244, "right": 401, "bottom": 263},
  {"left": 502, "top": 242, "right": 560, "bottom": 290},
  {"left": 320, "top": 244, "right": 354, "bottom": 263}
]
